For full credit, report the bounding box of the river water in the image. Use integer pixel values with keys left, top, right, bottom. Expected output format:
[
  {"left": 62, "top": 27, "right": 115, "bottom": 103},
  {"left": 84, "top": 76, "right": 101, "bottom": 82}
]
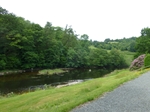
[{"left": 0, "top": 68, "right": 112, "bottom": 95}]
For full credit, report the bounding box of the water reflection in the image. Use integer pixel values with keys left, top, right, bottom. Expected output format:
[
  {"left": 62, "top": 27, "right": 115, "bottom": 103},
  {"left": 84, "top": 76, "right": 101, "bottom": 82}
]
[{"left": 0, "top": 68, "right": 111, "bottom": 95}]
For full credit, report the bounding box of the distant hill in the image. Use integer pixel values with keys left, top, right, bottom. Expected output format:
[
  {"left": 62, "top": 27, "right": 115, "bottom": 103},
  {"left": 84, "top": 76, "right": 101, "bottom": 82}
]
[{"left": 92, "top": 37, "right": 136, "bottom": 52}]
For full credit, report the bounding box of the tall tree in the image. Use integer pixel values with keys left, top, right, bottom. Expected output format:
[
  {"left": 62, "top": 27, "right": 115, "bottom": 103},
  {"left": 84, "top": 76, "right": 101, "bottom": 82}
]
[{"left": 136, "top": 28, "right": 150, "bottom": 54}]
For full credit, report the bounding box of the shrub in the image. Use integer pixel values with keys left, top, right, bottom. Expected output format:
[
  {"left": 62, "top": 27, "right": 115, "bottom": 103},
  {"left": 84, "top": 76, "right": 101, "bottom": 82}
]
[
  {"left": 0, "top": 60, "right": 6, "bottom": 70},
  {"left": 129, "top": 54, "right": 145, "bottom": 71},
  {"left": 144, "top": 54, "right": 150, "bottom": 67}
]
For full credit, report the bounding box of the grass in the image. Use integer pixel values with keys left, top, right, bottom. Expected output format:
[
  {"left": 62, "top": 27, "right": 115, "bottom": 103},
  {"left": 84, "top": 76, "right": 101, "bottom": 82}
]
[
  {"left": 121, "top": 51, "right": 135, "bottom": 66},
  {"left": 0, "top": 68, "right": 150, "bottom": 112},
  {"left": 38, "top": 69, "right": 67, "bottom": 75}
]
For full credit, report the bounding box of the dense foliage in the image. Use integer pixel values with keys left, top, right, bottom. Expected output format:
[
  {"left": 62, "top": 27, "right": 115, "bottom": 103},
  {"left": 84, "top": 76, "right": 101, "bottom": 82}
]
[
  {"left": 144, "top": 54, "right": 150, "bottom": 67},
  {"left": 92, "top": 37, "right": 136, "bottom": 52},
  {"left": 0, "top": 6, "right": 128, "bottom": 70},
  {"left": 129, "top": 27, "right": 150, "bottom": 70},
  {"left": 135, "top": 28, "right": 150, "bottom": 55}
]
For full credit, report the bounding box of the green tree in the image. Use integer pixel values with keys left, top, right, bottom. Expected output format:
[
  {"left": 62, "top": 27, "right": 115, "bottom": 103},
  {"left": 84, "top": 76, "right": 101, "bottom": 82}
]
[
  {"left": 0, "top": 6, "right": 129, "bottom": 70},
  {"left": 88, "top": 47, "right": 109, "bottom": 67},
  {"left": 61, "top": 25, "right": 78, "bottom": 49},
  {"left": 109, "top": 49, "right": 127, "bottom": 68},
  {"left": 104, "top": 38, "right": 111, "bottom": 43},
  {"left": 0, "top": 8, "right": 23, "bottom": 69},
  {"left": 144, "top": 54, "right": 150, "bottom": 67},
  {"left": 136, "top": 28, "right": 150, "bottom": 54}
]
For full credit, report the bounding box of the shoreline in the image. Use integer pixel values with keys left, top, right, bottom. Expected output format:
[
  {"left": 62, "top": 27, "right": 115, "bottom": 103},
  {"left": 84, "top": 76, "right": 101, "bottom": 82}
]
[
  {"left": 0, "top": 70, "right": 23, "bottom": 76},
  {"left": 0, "top": 68, "right": 73, "bottom": 76}
]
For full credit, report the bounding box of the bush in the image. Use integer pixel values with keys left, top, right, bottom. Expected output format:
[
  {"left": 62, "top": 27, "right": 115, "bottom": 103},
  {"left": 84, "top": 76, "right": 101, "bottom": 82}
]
[
  {"left": 144, "top": 54, "right": 150, "bottom": 67},
  {"left": 0, "top": 60, "right": 6, "bottom": 70},
  {"left": 109, "top": 49, "right": 128, "bottom": 68},
  {"left": 129, "top": 54, "right": 145, "bottom": 70}
]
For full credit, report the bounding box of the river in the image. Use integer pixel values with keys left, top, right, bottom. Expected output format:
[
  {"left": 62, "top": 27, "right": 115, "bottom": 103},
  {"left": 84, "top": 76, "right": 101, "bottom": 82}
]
[{"left": 0, "top": 68, "right": 112, "bottom": 95}]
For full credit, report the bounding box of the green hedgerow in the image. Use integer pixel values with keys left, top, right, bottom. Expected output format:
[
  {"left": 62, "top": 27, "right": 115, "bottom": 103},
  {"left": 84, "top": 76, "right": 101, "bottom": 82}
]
[{"left": 144, "top": 54, "right": 150, "bottom": 67}]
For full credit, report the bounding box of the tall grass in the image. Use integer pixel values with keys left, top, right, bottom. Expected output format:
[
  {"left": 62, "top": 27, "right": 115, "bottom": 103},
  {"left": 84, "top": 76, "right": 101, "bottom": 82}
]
[{"left": 0, "top": 68, "right": 150, "bottom": 112}]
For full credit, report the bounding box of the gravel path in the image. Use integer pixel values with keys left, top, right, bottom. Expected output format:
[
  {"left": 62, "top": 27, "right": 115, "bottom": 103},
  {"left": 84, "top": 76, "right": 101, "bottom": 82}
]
[{"left": 71, "top": 71, "right": 150, "bottom": 112}]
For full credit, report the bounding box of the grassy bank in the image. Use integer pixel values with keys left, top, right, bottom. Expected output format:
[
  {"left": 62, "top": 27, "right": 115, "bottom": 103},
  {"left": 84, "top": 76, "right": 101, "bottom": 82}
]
[
  {"left": 38, "top": 69, "right": 67, "bottom": 75},
  {"left": 0, "top": 68, "right": 150, "bottom": 112}
]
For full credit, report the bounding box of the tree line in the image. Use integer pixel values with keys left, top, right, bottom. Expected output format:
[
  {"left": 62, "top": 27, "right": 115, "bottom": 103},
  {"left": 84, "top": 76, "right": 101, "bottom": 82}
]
[
  {"left": 92, "top": 37, "right": 136, "bottom": 52},
  {"left": 135, "top": 27, "right": 150, "bottom": 57},
  {"left": 0, "top": 6, "right": 129, "bottom": 70}
]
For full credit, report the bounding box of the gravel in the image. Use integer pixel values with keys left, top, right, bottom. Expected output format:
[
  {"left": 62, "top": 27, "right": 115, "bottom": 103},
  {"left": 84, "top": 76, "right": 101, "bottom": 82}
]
[{"left": 71, "top": 71, "right": 150, "bottom": 112}]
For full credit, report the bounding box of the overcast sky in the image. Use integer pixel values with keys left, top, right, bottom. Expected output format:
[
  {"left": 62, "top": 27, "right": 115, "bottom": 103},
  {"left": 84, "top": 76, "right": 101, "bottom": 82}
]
[{"left": 1, "top": 0, "right": 150, "bottom": 41}]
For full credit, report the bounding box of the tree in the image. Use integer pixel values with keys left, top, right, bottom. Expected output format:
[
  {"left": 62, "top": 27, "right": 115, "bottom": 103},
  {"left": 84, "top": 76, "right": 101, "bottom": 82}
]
[
  {"left": 0, "top": 6, "right": 129, "bottom": 70},
  {"left": 79, "top": 34, "right": 90, "bottom": 49},
  {"left": 136, "top": 28, "right": 150, "bottom": 54},
  {"left": 61, "top": 25, "right": 78, "bottom": 49},
  {"left": 144, "top": 54, "right": 150, "bottom": 67},
  {"left": 88, "top": 47, "right": 109, "bottom": 67},
  {"left": 104, "top": 38, "right": 110, "bottom": 43},
  {"left": 0, "top": 8, "right": 23, "bottom": 69},
  {"left": 128, "top": 41, "right": 136, "bottom": 52},
  {"left": 109, "top": 49, "right": 127, "bottom": 68}
]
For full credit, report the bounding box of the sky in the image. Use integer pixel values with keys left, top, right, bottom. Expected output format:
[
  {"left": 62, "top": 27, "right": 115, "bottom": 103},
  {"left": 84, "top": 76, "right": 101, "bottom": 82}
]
[{"left": 1, "top": 0, "right": 150, "bottom": 41}]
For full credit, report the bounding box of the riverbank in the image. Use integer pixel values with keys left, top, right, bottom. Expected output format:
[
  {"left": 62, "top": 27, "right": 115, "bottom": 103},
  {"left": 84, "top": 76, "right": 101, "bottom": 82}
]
[
  {"left": 0, "top": 68, "right": 150, "bottom": 112},
  {"left": 0, "top": 68, "right": 69, "bottom": 76},
  {"left": 0, "top": 70, "right": 22, "bottom": 76}
]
